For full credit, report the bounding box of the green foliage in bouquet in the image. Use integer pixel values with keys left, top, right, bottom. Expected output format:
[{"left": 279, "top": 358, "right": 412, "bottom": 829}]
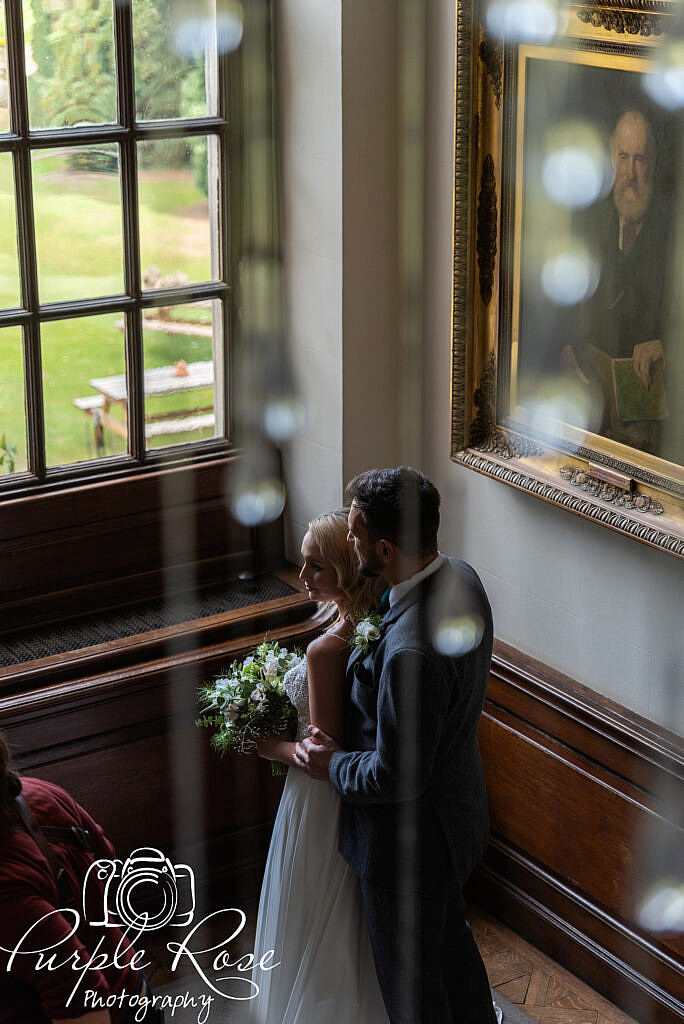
[{"left": 196, "top": 641, "right": 303, "bottom": 776}]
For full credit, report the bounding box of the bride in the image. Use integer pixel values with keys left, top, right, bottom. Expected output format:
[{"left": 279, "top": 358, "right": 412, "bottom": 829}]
[{"left": 248, "top": 509, "right": 388, "bottom": 1023}]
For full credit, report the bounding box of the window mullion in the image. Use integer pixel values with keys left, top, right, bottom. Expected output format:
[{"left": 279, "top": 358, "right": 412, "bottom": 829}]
[
  {"left": 222, "top": 46, "right": 243, "bottom": 444},
  {"left": 5, "top": 0, "right": 45, "bottom": 480},
  {"left": 114, "top": 0, "right": 145, "bottom": 463},
  {"left": 216, "top": 37, "right": 236, "bottom": 441}
]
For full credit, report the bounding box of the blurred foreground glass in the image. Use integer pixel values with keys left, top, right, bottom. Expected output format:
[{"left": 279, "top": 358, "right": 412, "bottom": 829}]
[
  {"left": 142, "top": 299, "right": 221, "bottom": 451},
  {"left": 138, "top": 136, "right": 217, "bottom": 286},
  {"left": 42, "top": 314, "right": 127, "bottom": 468},
  {"left": 132, "top": 0, "right": 219, "bottom": 121},
  {"left": 32, "top": 145, "right": 124, "bottom": 303},
  {"left": 0, "top": 153, "right": 20, "bottom": 308},
  {"left": 24, "top": 0, "right": 117, "bottom": 128},
  {"left": 0, "top": 327, "right": 28, "bottom": 475},
  {"left": 231, "top": 440, "right": 286, "bottom": 527}
]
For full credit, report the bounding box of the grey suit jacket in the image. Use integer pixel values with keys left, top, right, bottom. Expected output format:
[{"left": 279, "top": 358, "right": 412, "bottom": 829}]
[{"left": 329, "top": 558, "right": 492, "bottom": 894}]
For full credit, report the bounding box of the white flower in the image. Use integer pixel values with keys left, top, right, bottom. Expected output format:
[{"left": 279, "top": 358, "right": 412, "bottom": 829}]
[
  {"left": 263, "top": 655, "right": 280, "bottom": 680},
  {"left": 351, "top": 614, "right": 384, "bottom": 652},
  {"left": 357, "top": 620, "right": 381, "bottom": 643},
  {"left": 251, "top": 684, "right": 267, "bottom": 703},
  {"left": 243, "top": 656, "right": 254, "bottom": 666}
]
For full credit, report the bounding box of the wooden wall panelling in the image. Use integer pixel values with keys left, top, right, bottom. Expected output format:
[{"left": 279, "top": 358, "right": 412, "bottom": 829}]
[
  {"left": 472, "top": 640, "right": 684, "bottom": 1024},
  {"left": 0, "top": 454, "right": 284, "bottom": 630},
  {"left": 2, "top": 594, "right": 681, "bottom": 1023},
  {"left": 0, "top": 595, "right": 324, "bottom": 909}
]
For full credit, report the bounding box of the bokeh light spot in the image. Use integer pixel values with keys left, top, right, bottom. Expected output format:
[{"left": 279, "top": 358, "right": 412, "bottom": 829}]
[
  {"left": 173, "top": 1, "right": 244, "bottom": 57},
  {"left": 232, "top": 479, "right": 285, "bottom": 526},
  {"left": 643, "top": 42, "right": 684, "bottom": 110},
  {"left": 637, "top": 881, "right": 684, "bottom": 933},
  {"left": 541, "top": 246, "right": 599, "bottom": 306},
  {"left": 542, "top": 121, "right": 612, "bottom": 208},
  {"left": 433, "top": 615, "right": 485, "bottom": 657},
  {"left": 263, "top": 397, "right": 307, "bottom": 443},
  {"left": 527, "top": 376, "right": 601, "bottom": 436},
  {"left": 486, "top": 0, "right": 558, "bottom": 43}
]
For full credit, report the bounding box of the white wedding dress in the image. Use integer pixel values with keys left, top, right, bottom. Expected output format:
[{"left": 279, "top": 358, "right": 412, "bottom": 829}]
[{"left": 248, "top": 659, "right": 388, "bottom": 1023}]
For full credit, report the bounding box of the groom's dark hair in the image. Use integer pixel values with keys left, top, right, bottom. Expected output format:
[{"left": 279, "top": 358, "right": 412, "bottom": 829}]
[{"left": 346, "top": 467, "right": 440, "bottom": 556}]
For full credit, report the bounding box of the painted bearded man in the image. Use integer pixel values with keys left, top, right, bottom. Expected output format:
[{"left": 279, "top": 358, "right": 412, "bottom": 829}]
[{"left": 562, "top": 108, "right": 674, "bottom": 455}]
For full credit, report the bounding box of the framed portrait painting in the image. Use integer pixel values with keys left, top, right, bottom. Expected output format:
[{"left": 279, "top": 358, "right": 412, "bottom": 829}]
[{"left": 451, "top": 0, "right": 684, "bottom": 557}]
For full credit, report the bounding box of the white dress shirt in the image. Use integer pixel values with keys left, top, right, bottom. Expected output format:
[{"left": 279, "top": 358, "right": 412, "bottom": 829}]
[{"left": 388, "top": 552, "right": 446, "bottom": 609}]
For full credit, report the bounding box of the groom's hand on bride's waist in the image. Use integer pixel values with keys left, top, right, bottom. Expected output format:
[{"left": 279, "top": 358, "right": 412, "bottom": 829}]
[{"left": 294, "top": 726, "right": 341, "bottom": 779}]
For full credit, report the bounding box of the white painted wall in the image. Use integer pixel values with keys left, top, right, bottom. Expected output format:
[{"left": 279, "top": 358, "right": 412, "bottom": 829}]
[
  {"left": 278, "top": 0, "right": 345, "bottom": 560},
  {"left": 277, "top": 0, "right": 683, "bottom": 734},
  {"left": 341, "top": 1, "right": 401, "bottom": 482},
  {"left": 279, "top": 0, "right": 402, "bottom": 561}
]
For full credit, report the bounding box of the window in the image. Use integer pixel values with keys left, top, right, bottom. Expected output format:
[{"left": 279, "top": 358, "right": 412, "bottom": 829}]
[{"left": 0, "top": 0, "right": 233, "bottom": 492}]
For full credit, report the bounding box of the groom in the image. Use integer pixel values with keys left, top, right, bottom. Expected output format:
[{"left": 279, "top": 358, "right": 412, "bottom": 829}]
[{"left": 295, "top": 467, "right": 496, "bottom": 1024}]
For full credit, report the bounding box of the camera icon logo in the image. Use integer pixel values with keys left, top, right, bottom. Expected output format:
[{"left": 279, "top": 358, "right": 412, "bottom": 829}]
[{"left": 83, "top": 847, "right": 196, "bottom": 932}]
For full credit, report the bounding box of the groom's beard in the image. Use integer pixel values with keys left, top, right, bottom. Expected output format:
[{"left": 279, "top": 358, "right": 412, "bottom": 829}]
[{"left": 356, "top": 551, "right": 384, "bottom": 579}]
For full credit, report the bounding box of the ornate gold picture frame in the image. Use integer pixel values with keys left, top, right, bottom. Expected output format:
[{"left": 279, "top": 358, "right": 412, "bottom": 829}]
[{"left": 451, "top": 0, "right": 684, "bottom": 558}]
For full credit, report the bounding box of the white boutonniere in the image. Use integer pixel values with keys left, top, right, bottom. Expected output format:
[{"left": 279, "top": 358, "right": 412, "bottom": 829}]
[{"left": 351, "top": 613, "right": 384, "bottom": 654}]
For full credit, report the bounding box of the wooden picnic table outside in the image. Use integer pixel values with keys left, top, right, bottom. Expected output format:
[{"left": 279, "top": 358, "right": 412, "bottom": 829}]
[
  {"left": 75, "top": 360, "right": 216, "bottom": 453},
  {"left": 89, "top": 360, "right": 214, "bottom": 403}
]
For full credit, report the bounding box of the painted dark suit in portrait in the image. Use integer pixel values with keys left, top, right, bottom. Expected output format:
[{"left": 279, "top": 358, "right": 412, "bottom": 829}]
[
  {"left": 572, "top": 193, "right": 675, "bottom": 455},
  {"left": 576, "top": 195, "right": 670, "bottom": 362},
  {"left": 562, "top": 109, "right": 679, "bottom": 460}
]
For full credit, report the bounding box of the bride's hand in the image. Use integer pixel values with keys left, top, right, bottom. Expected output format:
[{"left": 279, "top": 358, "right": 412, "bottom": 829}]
[
  {"left": 294, "top": 726, "right": 341, "bottom": 779},
  {"left": 256, "top": 736, "right": 280, "bottom": 760}
]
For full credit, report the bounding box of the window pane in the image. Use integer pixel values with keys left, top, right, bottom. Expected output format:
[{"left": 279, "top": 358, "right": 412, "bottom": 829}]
[
  {"left": 42, "top": 314, "right": 127, "bottom": 467},
  {"left": 143, "top": 299, "right": 220, "bottom": 451},
  {"left": 0, "top": 327, "right": 28, "bottom": 475},
  {"left": 24, "top": 0, "right": 117, "bottom": 128},
  {"left": 33, "top": 146, "right": 124, "bottom": 303},
  {"left": 138, "top": 136, "right": 216, "bottom": 286},
  {"left": 0, "top": 2, "right": 10, "bottom": 133},
  {"left": 0, "top": 154, "right": 20, "bottom": 308},
  {"left": 132, "top": 0, "right": 218, "bottom": 121}
]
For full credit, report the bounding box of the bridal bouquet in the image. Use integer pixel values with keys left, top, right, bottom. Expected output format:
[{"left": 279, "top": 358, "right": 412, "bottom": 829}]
[{"left": 196, "top": 640, "right": 303, "bottom": 776}]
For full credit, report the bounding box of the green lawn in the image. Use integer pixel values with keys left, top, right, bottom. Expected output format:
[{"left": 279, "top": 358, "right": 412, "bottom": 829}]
[{"left": 0, "top": 152, "right": 216, "bottom": 473}]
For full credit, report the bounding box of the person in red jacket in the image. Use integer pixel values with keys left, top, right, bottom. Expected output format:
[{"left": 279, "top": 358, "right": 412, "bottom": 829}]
[{"left": 0, "top": 734, "right": 159, "bottom": 1024}]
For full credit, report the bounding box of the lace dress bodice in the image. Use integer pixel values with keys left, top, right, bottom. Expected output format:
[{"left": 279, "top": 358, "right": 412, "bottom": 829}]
[{"left": 284, "top": 659, "right": 311, "bottom": 741}]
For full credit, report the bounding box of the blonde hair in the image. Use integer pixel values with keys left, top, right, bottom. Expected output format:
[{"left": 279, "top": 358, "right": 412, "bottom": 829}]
[{"left": 307, "top": 509, "right": 385, "bottom": 625}]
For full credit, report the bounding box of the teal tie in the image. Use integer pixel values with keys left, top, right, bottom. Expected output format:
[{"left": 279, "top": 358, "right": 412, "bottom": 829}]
[{"left": 377, "top": 588, "right": 390, "bottom": 615}]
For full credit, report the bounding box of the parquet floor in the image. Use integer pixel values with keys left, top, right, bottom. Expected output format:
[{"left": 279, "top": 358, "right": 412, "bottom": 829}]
[
  {"left": 470, "top": 906, "right": 640, "bottom": 1024},
  {"left": 148, "top": 900, "right": 642, "bottom": 1023}
]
